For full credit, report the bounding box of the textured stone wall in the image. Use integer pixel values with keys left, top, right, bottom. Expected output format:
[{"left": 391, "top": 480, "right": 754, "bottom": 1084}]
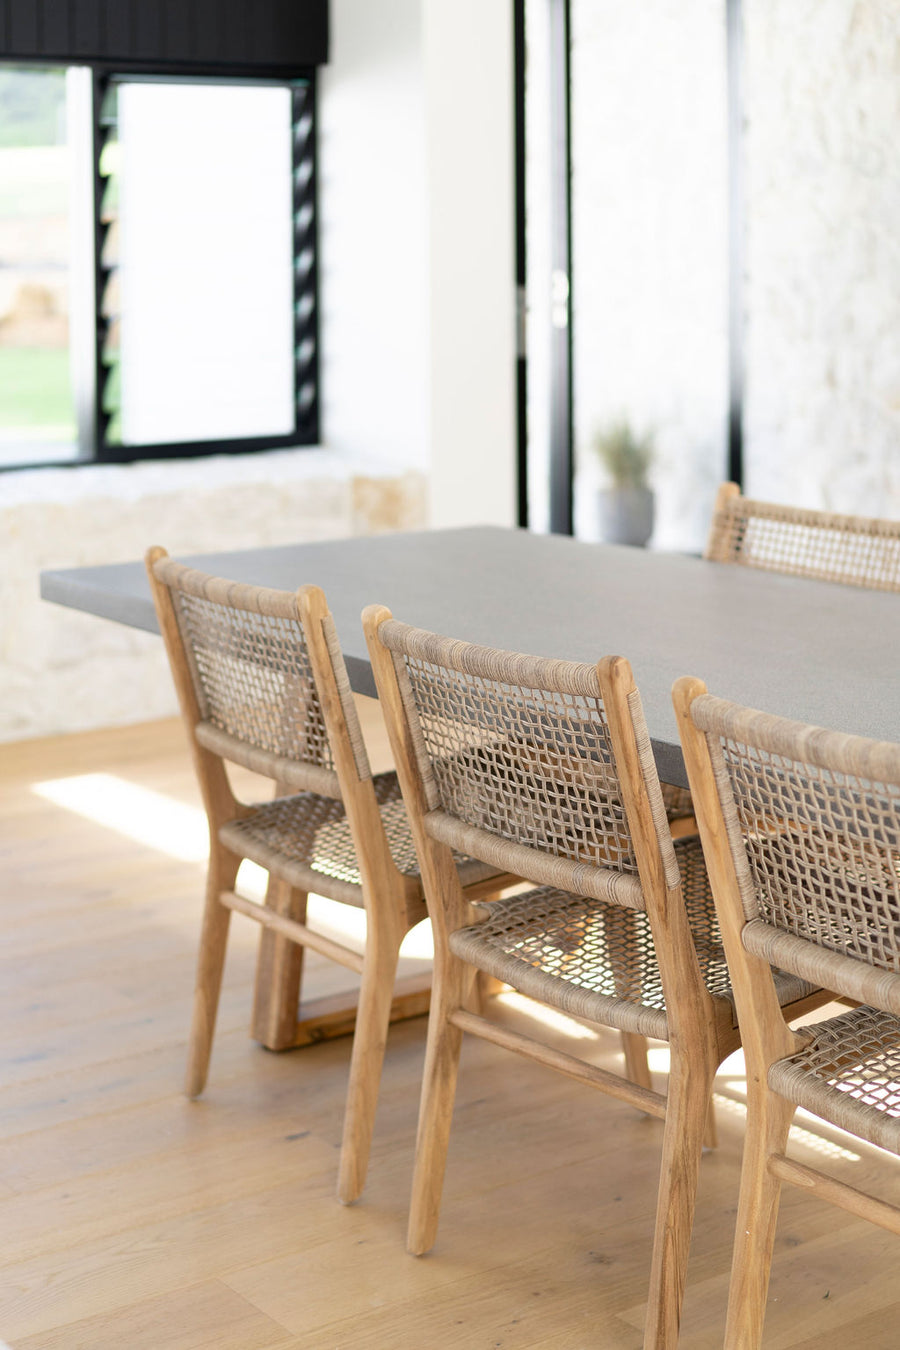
[
  {"left": 552, "top": 0, "right": 899, "bottom": 547},
  {"left": 1, "top": 449, "right": 425, "bottom": 742},
  {"left": 743, "top": 0, "right": 900, "bottom": 513}
]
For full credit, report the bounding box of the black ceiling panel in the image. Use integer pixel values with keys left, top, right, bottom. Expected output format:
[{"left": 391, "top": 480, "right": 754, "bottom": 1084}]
[{"left": 1, "top": 0, "right": 328, "bottom": 70}]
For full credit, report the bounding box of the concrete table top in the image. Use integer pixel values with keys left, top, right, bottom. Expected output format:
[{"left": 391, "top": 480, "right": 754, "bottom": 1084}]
[{"left": 41, "top": 525, "right": 900, "bottom": 786}]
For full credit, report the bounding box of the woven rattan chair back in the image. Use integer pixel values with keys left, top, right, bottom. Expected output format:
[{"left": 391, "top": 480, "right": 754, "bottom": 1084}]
[
  {"left": 149, "top": 555, "right": 371, "bottom": 802},
  {"left": 374, "top": 618, "right": 652, "bottom": 906},
  {"left": 684, "top": 691, "right": 900, "bottom": 1007},
  {"left": 705, "top": 481, "right": 900, "bottom": 590},
  {"left": 675, "top": 676, "right": 900, "bottom": 1349}
]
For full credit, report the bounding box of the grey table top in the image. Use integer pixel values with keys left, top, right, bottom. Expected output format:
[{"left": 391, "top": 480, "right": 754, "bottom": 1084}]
[{"left": 41, "top": 524, "right": 900, "bottom": 787}]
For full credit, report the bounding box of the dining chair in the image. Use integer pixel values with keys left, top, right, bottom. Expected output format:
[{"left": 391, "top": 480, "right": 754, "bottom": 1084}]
[
  {"left": 145, "top": 549, "right": 513, "bottom": 1204},
  {"left": 705, "top": 481, "right": 900, "bottom": 589},
  {"left": 363, "top": 606, "right": 828, "bottom": 1349},
  {"left": 675, "top": 677, "right": 900, "bottom": 1349}
]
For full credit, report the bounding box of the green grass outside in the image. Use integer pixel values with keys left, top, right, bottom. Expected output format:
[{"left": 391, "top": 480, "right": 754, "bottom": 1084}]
[{"left": 0, "top": 346, "right": 76, "bottom": 433}]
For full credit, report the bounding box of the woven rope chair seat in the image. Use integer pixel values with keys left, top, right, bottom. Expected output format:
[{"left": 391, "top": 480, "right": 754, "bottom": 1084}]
[
  {"left": 449, "top": 837, "right": 814, "bottom": 1038},
  {"left": 219, "top": 770, "right": 498, "bottom": 908},
  {"left": 769, "top": 1005, "right": 900, "bottom": 1155}
]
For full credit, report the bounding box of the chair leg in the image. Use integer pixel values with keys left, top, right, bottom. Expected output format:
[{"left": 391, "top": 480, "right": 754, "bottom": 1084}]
[
  {"left": 704, "top": 1093, "right": 718, "bottom": 1151},
  {"left": 185, "top": 846, "right": 240, "bottom": 1098},
  {"left": 407, "top": 955, "right": 475, "bottom": 1256},
  {"left": 723, "top": 1092, "right": 795, "bottom": 1350},
  {"left": 643, "top": 1046, "right": 719, "bottom": 1350},
  {"left": 337, "top": 910, "right": 405, "bottom": 1206},
  {"left": 251, "top": 878, "right": 308, "bottom": 1050}
]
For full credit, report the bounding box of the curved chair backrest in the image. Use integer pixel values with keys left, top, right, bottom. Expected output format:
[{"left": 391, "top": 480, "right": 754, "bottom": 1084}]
[
  {"left": 705, "top": 482, "right": 900, "bottom": 591},
  {"left": 369, "top": 613, "right": 684, "bottom": 916},
  {"left": 681, "top": 685, "right": 900, "bottom": 1013},
  {"left": 148, "top": 551, "right": 372, "bottom": 803}
]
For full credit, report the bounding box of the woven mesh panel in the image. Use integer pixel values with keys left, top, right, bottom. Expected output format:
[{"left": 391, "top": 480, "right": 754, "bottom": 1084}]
[
  {"left": 718, "top": 505, "right": 900, "bottom": 591},
  {"left": 770, "top": 1005, "right": 900, "bottom": 1152},
  {"left": 719, "top": 734, "right": 900, "bottom": 973},
  {"left": 453, "top": 886, "right": 664, "bottom": 1017},
  {"left": 221, "top": 771, "right": 496, "bottom": 902},
  {"left": 174, "top": 590, "right": 334, "bottom": 770},
  {"left": 451, "top": 836, "right": 802, "bottom": 1030},
  {"left": 678, "top": 835, "right": 734, "bottom": 1002},
  {"left": 223, "top": 789, "right": 365, "bottom": 900},
  {"left": 402, "top": 656, "right": 637, "bottom": 874}
]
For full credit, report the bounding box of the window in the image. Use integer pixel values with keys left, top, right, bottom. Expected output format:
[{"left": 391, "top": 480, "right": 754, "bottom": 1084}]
[
  {"left": 0, "top": 64, "right": 318, "bottom": 469},
  {"left": 0, "top": 67, "right": 77, "bottom": 465}
]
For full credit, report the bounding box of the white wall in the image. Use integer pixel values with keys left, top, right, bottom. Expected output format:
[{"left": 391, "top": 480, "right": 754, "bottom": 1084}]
[
  {"left": 318, "top": 0, "right": 429, "bottom": 472},
  {"left": 422, "top": 0, "right": 518, "bottom": 529},
  {"left": 321, "top": 0, "right": 518, "bottom": 527}
]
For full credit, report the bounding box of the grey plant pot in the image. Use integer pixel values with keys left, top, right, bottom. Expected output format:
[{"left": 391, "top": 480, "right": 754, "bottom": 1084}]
[{"left": 597, "top": 487, "right": 655, "bottom": 548}]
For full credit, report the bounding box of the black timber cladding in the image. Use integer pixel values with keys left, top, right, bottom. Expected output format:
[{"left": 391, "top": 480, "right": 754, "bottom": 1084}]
[{"left": 0, "top": 0, "right": 328, "bottom": 71}]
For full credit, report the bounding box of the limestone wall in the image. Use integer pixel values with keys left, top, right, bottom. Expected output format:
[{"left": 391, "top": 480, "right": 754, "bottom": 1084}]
[
  {"left": 556, "top": 0, "right": 900, "bottom": 547},
  {"left": 1, "top": 449, "right": 425, "bottom": 742},
  {"left": 743, "top": 0, "right": 900, "bottom": 513}
]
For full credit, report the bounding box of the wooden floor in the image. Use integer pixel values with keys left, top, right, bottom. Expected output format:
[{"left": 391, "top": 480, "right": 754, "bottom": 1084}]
[{"left": 3, "top": 718, "right": 900, "bottom": 1349}]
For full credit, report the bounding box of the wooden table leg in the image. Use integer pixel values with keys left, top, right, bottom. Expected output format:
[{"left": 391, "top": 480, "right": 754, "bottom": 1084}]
[
  {"left": 251, "top": 876, "right": 307, "bottom": 1050},
  {"left": 250, "top": 875, "right": 433, "bottom": 1050}
]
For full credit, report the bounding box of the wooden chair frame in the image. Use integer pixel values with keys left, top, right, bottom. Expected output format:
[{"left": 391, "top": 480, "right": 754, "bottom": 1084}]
[
  {"left": 705, "top": 481, "right": 900, "bottom": 590},
  {"left": 364, "top": 605, "right": 829, "bottom": 1349},
  {"left": 675, "top": 676, "right": 900, "bottom": 1349},
  {"left": 146, "top": 549, "right": 511, "bottom": 1204}
]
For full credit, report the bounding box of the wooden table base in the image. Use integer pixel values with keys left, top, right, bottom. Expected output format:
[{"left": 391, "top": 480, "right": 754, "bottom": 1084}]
[{"left": 285, "top": 972, "right": 432, "bottom": 1050}]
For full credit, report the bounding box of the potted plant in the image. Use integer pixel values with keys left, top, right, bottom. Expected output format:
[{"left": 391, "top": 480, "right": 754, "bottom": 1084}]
[{"left": 592, "top": 418, "right": 655, "bottom": 547}]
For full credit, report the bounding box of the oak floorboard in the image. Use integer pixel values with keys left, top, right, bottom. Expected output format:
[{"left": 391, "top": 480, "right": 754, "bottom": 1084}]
[
  {"left": 4, "top": 719, "right": 900, "bottom": 1348},
  {"left": 13, "top": 1282, "right": 296, "bottom": 1350}
]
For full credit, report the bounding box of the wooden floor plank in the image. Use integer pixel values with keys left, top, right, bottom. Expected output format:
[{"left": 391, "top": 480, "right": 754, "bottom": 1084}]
[
  {"left": 4, "top": 718, "right": 900, "bottom": 1348},
  {"left": 12, "top": 1280, "right": 296, "bottom": 1350}
]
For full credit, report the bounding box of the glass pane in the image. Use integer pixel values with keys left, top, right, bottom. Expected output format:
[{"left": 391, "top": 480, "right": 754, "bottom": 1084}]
[
  {"left": 0, "top": 67, "right": 78, "bottom": 466},
  {"left": 113, "top": 81, "right": 295, "bottom": 447},
  {"left": 568, "top": 1, "right": 729, "bottom": 551}
]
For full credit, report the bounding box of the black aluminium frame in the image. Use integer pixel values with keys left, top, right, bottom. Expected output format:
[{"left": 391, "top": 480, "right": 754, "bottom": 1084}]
[
  {"left": 725, "top": 0, "right": 744, "bottom": 487},
  {"left": 513, "top": 0, "right": 745, "bottom": 533},
  {"left": 90, "top": 64, "right": 319, "bottom": 465},
  {"left": 1, "top": 58, "right": 319, "bottom": 471},
  {"left": 513, "top": 0, "right": 529, "bottom": 529}
]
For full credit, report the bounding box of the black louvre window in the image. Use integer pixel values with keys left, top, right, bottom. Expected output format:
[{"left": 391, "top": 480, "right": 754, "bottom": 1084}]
[{"left": 0, "top": 0, "right": 325, "bottom": 470}]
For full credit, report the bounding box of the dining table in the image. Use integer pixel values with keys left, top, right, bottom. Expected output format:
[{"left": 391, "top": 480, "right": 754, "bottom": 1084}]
[
  {"left": 42, "top": 524, "right": 900, "bottom": 1045},
  {"left": 41, "top": 523, "right": 900, "bottom": 783}
]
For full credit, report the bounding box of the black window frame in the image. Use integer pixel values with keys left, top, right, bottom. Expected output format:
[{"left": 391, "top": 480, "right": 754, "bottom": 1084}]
[{"left": 0, "top": 57, "right": 320, "bottom": 471}]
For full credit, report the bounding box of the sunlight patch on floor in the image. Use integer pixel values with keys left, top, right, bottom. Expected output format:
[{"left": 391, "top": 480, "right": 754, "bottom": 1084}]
[
  {"left": 33, "top": 772, "right": 208, "bottom": 861},
  {"left": 31, "top": 772, "right": 435, "bottom": 961},
  {"left": 712, "top": 1090, "right": 860, "bottom": 1162}
]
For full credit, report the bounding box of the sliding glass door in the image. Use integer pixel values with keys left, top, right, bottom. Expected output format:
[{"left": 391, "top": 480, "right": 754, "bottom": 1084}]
[{"left": 522, "top": 0, "right": 731, "bottom": 551}]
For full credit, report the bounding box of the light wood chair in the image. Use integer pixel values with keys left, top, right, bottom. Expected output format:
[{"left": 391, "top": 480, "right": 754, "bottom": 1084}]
[
  {"left": 675, "top": 677, "right": 900, "bottom": 1349},
  {"left": 146, "top": 549, "right": 513, "bottom": 1204},
  {"left": 705, "top": 481, "right": 900, "bottom": 589},
  {"left": 363, "top": 607, "right": 829, "bottom": 1350}
]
